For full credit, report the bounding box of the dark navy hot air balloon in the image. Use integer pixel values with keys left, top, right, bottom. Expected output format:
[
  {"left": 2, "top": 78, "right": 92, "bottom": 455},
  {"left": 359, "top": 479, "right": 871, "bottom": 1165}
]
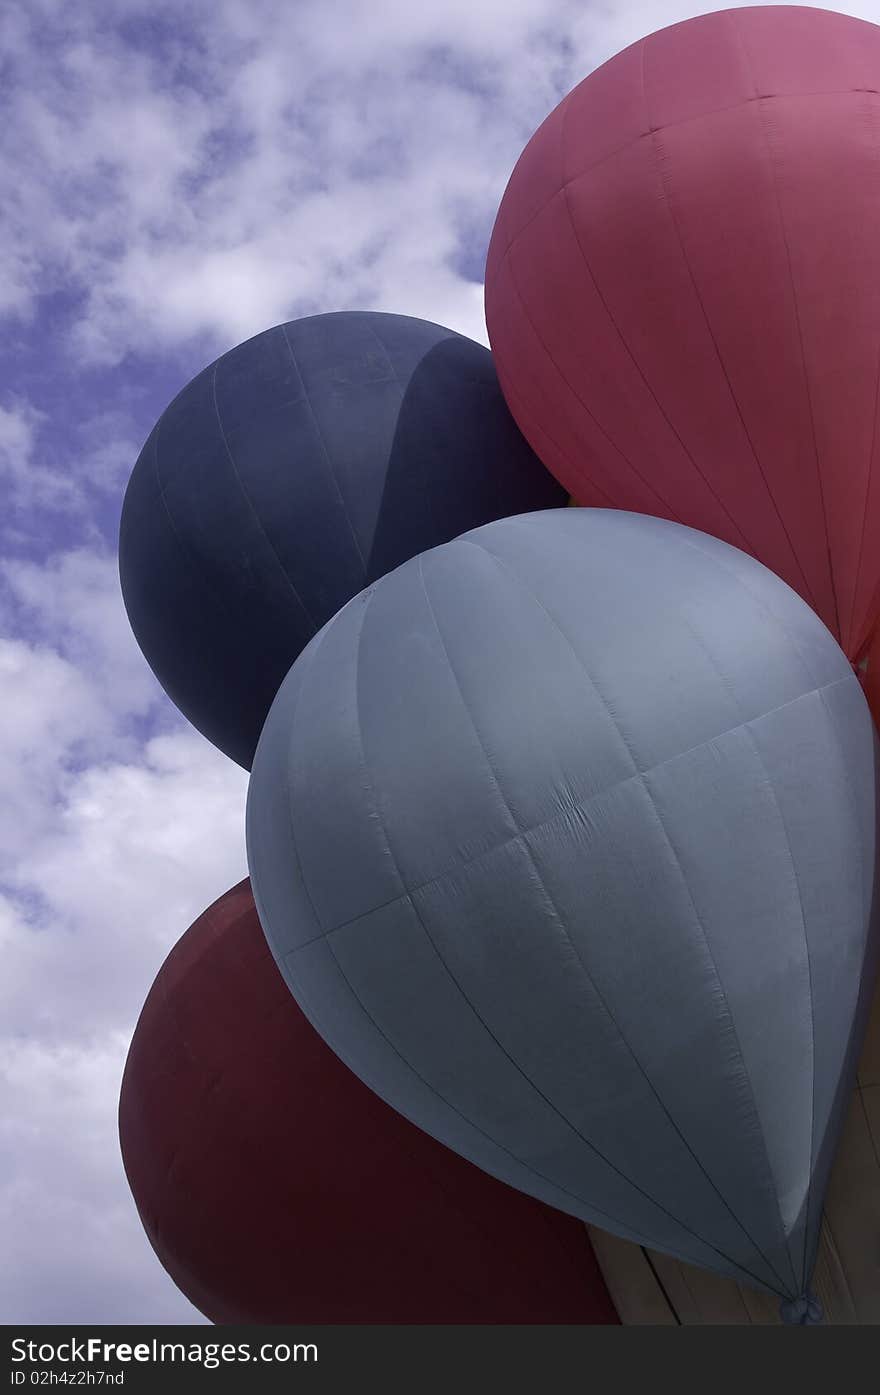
[
  {"left": 246, "top": 507, "right": 880, "bottom": 1317},
  {"left": 119, "top": 312, "right": 564, "bottom": 769}
]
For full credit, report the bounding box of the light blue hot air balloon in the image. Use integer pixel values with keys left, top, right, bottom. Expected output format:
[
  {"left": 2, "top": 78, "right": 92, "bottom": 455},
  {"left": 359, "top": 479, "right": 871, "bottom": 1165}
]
[{"left": 246, "top": 507, "right": 880, "bottom": 1320}]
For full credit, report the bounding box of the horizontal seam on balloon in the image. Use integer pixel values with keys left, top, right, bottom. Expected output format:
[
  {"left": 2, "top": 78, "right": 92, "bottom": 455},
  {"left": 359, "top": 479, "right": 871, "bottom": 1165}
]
[
  {"left": 416, "top": 545, "right": 792, "bottom": 1293},
  {"left": 210, "top": 359, "right": 320, "bottom": 634},
  {"left": 646, "top": 118, "right": 822, "bottom": 618},
  {"left": 286, "top": 672, "right": 852, "bottom": 952},
  {"left": 558, "top": 170, "right": 754, "bottom": 556},
  {"left": 503, "top": 247, "right": 685, "bottom": 522},
  {"left": 279, "top": 322, "right": 369, "bottom": 583},
  {"left": 503, "top": 89, "right": 879, "bottom": 259},
  {"left": 752, "top": 90, "right": 840, "bottom": 638},
  {"left": 676, "top": 607, "right": 810, "bottom": 1294}
]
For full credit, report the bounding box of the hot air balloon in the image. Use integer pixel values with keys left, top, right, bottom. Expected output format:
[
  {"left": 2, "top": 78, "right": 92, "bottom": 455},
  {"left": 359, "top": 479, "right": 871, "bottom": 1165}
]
[
  {"left": 484, "top": 4, "right": 880, "bottom": 664},
  {"left": 484, "top": 5, "right": 880, "bottom": 1322},
  {"left": 119, "top": 311, "right": 564, "bottom": 770},
  {"left": 246, "top": 507, "right": 880, "bottom": 1319},
  {"left": 119, "top": 878, "right": 618, "bottom": 1324}
]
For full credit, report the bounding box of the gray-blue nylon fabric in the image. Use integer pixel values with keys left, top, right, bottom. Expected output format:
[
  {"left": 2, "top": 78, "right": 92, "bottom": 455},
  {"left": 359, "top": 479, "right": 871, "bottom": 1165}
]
[{"left": 246, "top": 508, "right": 880, "bottom": 1298}]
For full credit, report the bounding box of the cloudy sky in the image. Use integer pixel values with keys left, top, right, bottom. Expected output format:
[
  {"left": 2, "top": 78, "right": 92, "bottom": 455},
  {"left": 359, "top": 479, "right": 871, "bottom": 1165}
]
[{"left": 2, "top": 0, "right": 878, "bottom": 1325}]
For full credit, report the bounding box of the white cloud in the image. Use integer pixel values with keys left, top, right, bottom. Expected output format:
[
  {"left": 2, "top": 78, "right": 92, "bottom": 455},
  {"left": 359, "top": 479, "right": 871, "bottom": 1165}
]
[
  {"left": 0, "top": 1033, "right": 208, "bottom": 1323},
  {"left": 0, "top": 0, "right": 596, "bottom": 364},
  {"left": 0, "top": 399, "right": 78, "bottom": 510},
  {"left": 1, "top": 547, "right": 248, "bottom": 1321}
]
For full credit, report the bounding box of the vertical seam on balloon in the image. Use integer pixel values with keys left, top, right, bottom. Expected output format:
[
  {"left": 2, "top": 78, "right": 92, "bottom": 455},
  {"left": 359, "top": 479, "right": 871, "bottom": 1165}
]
[
  {"left": 645, "top": 123, "right": 822, "bottom": 621},
  {"left": 279, "top": 321, "right": 370, "bottom": 583},
  {"left": 730, "top": 6, "right": 840, "bottom": 639},
  {"left": 815, "top": 680, "right": 869, "bottom": 956},
  {"left": 209, "top": 358, "right": 320, "bottom": 634},
  {"left": 363, "top": 318, "right": 440, "bottom": 565},
  {"left": 501, "top": 93, "right": 575, "bottom": 258},
  {"left": 362, "top": 318, "right": 406, "bottom": 392},
  {"left": 753, "top": 95, "right": 841, "bottom": 636},
  {"left": 268, "top": 619, "right": 339, "bottom": 943},
  {"left": 651, "top": 517, "right": 871, "bottom": 1228},
  {"left": 150, "top": 397, "right": 227, "bottom": 618},
  {"left": 340, "top": 582, "right": 754, "bottom": 1263},
  {"left": 640, "top": 1249, "right": 682, "bottom": 1325},
  {"left": 639, "top": 29, "right": 652, "bottom": 127},
  {"left": 638, "top": 525, "right": 825, "bottom": 688},
  {"left": 819, "top": 1213, "right": 859, "bottom": 1320},
  {"left": 502, "top": 246, "right": 686, "bottom": 522},
  {"left": 490, "top": 339, "right": 617, "bottom": 506},
  {"left": 457, "top": 535, "right": 796, "bottom": 1294},
  {"left": 148, "top": 395, "right": 290, "bottom": 763},
  {"left": 558, "top": 176, "right": 755, "bottom": 555},
  {"left": 674, "top": 609, "right": 812, "bottom": 1295},
  {"left": 310, "top": 933, "right": 729, "bottom": 1272},
  {"left": 626, "top": 512, "right": 871, "bottom": 1186},
  {"left": 675, "top": 1255, "right": 700, "bottom": 1321},
  {"left": 725, "top": 8, "right": 760, "bottom": 104},
  {"left": 735, "top": 1284, "right": 754, "bottom": 1323},
  {"left": 844, "top": 89, "right": 880, "bottom": 653},
  {"left": 559, "top": 79, "right": 575, "bottom": 192},
  {"left": 415, "top": 549, "right": 791, "bottom": 1294},
  {"left": 858, "top": 1082, "right": 880, "bottom": 1172},
  {"left": 688, "top": 514, "right": 875, "bottom": 1294}
]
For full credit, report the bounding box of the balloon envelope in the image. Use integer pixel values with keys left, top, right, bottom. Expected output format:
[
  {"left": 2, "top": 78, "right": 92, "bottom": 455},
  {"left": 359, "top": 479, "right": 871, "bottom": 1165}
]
[
  {"left": 119, "top": 879, "right": 618, "bottom": 1324},
  {"left": 247, "top": 507, "right": 880, "bottom": 1303},
  {"left": 119, "top": 312, "right": 564, "bottom": 769},
  {"left": 485, "top": 5, "right": 880, "bottom": 660}
]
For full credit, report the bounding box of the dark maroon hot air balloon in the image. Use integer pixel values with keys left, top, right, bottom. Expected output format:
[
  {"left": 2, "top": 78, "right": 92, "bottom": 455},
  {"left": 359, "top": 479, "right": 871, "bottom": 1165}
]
[
  {"left": 485, "top": 4, "right": 880, "bottom": 663},
  {"left": 119, "top": 880, "right": 618, "bottom": 1325}
]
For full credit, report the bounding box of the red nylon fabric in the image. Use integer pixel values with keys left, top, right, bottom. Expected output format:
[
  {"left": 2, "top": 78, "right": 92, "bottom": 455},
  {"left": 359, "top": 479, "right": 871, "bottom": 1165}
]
[
  {"left": 486, "top": 5, "right": 880, "bottom": 659},
  {"left": 119, "top": 880, "right": 618, "bottom": 1325}
]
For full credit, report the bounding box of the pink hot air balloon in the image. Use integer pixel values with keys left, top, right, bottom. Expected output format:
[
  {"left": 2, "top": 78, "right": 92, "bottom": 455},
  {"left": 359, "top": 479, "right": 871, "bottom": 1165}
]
[{"left": 486, "top": 4, "right": 880, "bottom": 663}]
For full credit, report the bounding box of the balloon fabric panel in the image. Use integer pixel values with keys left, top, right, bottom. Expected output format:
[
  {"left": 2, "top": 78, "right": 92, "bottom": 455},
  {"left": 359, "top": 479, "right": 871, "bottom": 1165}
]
[{"left": 485, "top": 6, "right": 880, "bottom": 658}]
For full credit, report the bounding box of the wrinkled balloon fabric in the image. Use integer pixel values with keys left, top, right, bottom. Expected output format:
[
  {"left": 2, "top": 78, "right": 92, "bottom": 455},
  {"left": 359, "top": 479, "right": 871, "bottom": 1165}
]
[{"left": 246, "top": 508, "right": 880, "bottom": 1311}]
